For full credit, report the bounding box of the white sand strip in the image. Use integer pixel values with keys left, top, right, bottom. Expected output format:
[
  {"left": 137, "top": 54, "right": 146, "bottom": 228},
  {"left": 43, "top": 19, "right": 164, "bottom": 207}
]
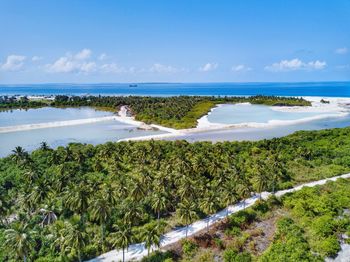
[
  {"left": 0, "top": 116, "right": 120, "bottom": 133},
  {"left": 88, "top": 173, "right": 350, "bottom": 262}
]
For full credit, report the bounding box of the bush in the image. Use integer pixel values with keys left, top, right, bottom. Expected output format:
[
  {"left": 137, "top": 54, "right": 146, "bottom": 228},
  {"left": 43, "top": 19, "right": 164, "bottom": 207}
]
[
  {"left": 223, "top": 249, "right": 252, "bottom": 262},
  {"left": 181, "top": 239, "right": 198, "bottom": 257},
  {"left": 141, "top": 251, "right": 174, "bottom": 262},
  {"left": 313, "top": 236, "right": 340, "bottom": 258}
]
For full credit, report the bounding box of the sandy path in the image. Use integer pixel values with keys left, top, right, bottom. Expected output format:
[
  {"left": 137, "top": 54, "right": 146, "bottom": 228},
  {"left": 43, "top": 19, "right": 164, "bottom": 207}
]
[{"left": 88, "top": 173, "right": 350, "bottom": 262}]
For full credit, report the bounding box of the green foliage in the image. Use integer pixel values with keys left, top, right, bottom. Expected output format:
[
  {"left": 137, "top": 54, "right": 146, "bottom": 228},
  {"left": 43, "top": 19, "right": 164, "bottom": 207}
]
[
  {"left": 260, "top": 218, "right": 320, "bottom": 262},
  {"left": 141, "top": 251, "right": 174, "bottom": 262},
  {"left": 223, "top": 249, "right": 252, "bottom": 262},
  {"left": 181, "top": 239, "right": 198, "bottom": 257}
]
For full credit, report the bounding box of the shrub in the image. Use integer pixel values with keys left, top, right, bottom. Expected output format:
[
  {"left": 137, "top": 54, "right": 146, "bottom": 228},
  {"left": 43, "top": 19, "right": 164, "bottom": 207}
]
[
  {"left": 141, "top": 251, "right": 174, "bottom": 262},
  {"left": 181, "top": 239, "right": 198, "bottom": 257},
  {"left": 223, "top": 249, "right": 252, "bottom": 262}
]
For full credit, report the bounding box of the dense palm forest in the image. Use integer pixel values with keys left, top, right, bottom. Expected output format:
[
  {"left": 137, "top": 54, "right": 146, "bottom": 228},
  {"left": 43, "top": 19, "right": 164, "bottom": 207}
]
[
  {"left": 0, "top": 126, "right": 350, "bottom": 261},
  {"left": 0, "top": 96, "right": 48, "bottom": 110},
  {"left": 1, "top": 95, "right": 311, "bottom": 128}
]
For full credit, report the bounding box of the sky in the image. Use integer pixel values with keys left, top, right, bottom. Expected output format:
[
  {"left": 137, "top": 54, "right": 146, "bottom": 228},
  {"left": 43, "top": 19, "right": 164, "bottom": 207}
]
[{"left": 0, "top": 0, "right": 349, "bottom": 84}]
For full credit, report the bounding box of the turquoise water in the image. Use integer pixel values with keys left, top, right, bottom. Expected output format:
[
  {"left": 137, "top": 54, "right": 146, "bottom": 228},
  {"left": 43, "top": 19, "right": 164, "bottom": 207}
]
[
  {"left": 207, "top": 104, "right": 327, "bottom": 125},
  {"left": 0, "top": 120, "right": 165, "bottom": 157},
  {"left": 0, "top": 107, "right": 165, "bottom": 157},
  {"left": 0, "top": 107, "right": 113, "bottom": 127},
  {"left": 0, "top": 82, "right": 349, "bottom": 97}
]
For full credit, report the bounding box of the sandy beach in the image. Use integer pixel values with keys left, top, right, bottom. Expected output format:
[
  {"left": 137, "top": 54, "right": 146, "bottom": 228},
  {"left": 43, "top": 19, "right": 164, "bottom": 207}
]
[{"left": 117, "top": 97, "right": 350, "bottom": 142}]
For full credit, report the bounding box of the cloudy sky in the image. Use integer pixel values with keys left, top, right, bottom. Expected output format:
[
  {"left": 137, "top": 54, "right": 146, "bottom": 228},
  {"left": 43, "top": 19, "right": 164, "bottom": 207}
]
[{"left": 0, "top": 0, "right": 349, "bottom": 83}]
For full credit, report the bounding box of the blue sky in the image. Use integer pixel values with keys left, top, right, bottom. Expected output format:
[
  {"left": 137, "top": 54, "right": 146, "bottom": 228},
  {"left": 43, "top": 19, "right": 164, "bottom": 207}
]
[{"left": 0, "top": 0, "right": 349, "bottom": 83}]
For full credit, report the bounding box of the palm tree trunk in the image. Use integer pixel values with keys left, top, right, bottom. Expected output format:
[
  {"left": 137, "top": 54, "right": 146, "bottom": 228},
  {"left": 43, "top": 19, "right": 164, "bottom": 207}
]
[
  {"left": 226, "top": 207, "right": 229, "bottom": 217},
  {"left": 186, "top": 224, "right": 188, "bottom": 238},
  {"left": 157, "top": 210, "right": 160, "bottom": 221},
  {"left": 123, "top": 247, "right": 125, "bottom": 262},
  {"left": 207, "top": 217, "right": 210, "bottom": 232},
  {"left": 101, "top": 223, "right": 105, "bottom": 251}
]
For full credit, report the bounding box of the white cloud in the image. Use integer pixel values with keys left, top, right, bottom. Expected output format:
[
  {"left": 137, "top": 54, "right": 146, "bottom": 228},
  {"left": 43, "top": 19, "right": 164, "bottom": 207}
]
[
  {"left": 74, "top": 48, "right": 92, "bottom": 60},
  {"left": 265, "top": 58, "right": 326, "bottom": 72},
  {"left": 46, "top": 49, "right": 96, "bottom": 74},
  {"left": 80, "top": 62, "right": 97, "bottom": 73},
  {"left": 149, "top": 63, "right": 183, "bottom": 73},
  {"left": 100, "top": 63, "right": 128, "bottom": 73},
  {"left": 98, "top": 53, "right": 107, "bottom": 60},
  {"left": 0, "top": 55, "right": 26, "bottom": 71},
  {"left": 199, "top": 63, "right": 218, "bottom": 72},
  {"left": 232, "top": 64, "right": 252, "bottom": 72},
  {"left": 335, "top": 47, "right": 348, "bottom": 55},
  {"left": 32, "top": 56, "right": 43, "bottom": 62}
]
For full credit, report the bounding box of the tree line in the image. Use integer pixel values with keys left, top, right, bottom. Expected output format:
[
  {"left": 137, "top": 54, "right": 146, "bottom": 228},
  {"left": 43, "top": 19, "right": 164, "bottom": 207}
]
[{"left": 1, "top": 95, "right": 311, "bottom": 128}]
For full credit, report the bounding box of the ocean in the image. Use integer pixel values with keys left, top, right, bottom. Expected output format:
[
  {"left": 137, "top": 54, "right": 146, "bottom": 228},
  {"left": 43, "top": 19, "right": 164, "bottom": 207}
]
[{"left": 0, "top": 82, "right": 350, "bottom": 97}]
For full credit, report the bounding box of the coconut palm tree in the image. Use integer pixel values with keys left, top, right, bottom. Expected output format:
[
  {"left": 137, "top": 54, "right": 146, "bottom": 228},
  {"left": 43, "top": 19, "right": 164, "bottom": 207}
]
[
  {"left": 89, "top": 192, "right": 112, "bottom": 251},
  {"left": 150, "top": 192, "right": 168, "bottom": 223},
  {"left": 238, "top": 178, "right": 252, "bottom": 209},
  {"left": 199, "top": 192, "right": 219, "bottom": 231},
  {"left": 64, "top": 182, "right": 91, "bottom": 225},
  {"left": 177, "top": 200, "right": 198, "bottom": 238},
  {"left": 39, "top": 205, "right": 57, "bottom": 227},
  {"left": 40, "top": 141, "right": 50, "bottom": 151},
  {"left": 140, "top": 223, "right": 162, "bottom": 257},
  {"left": 123, "top": 201, "right": 144, "bottom": 226},
  {"left": 110, "top": 224, "right": 133, "bottom": 262},
  {"left": 11, "top": 146, "right": 28, "bottom": 165},
  {"left": 222, "top": 184, "right": 239, "bottom": 217},
  {"left": 60, "top": 221, "right": 86, "bottom": 262},
  {"left": 4, "top": 223, "right": 36, "bottom": 262}
]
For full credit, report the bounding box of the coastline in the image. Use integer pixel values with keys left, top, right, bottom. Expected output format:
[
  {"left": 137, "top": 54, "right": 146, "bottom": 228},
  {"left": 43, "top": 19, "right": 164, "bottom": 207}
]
[{"left": 118, "top": 96, "right": 350, "bottom": 142}]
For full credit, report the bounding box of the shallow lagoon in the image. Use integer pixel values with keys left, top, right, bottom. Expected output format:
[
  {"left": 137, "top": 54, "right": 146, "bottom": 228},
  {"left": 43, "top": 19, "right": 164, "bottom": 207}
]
[
  {"left": 0, "top": 120, "right": 165, "bottom": 157},
  {"left": 0, "top": 107, "right": 113, "bottom": 127},
  {"left": 206, "top": 104, "right": 329, "bottom": 125},
  {"left": 0, "top": 107, "right": 165, "bottom": 157}
]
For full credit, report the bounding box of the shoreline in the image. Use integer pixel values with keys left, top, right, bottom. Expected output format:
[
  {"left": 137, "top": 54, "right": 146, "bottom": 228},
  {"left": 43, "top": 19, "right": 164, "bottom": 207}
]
[
  {"left": 2, "top": 96, "right": 350, "bottom": 140},
  {"left": 118, "top": 96, "right": 350, "bottom": 142}
]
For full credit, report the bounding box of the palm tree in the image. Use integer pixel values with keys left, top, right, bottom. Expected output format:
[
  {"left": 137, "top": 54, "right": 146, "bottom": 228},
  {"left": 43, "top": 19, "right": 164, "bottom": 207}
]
[
  {"left": 110, "top": 224, "right": 133, "bottom": 262},
  {"left": 267, "top": 154, "right": 287, "bottom": 193},
  {"left": 199, "top": 192, "right": 218, "bottom": 231},
  {"left": 140, "top": 223, "right": 162, "bottom": 257},
  {"left": 89, "top": 192, "right": 112, "bottom": 251},
  {"left": 238, "top": 178, "right": 251, "bottom": 209},
  {"left": 64, "top": 182, "right": 91, "bottom": 225},
  {"left": 150, "top": 192, "right": 168, "bottom": 223},
  {"left": 40, "top": 141, "right": 50, "bottom": 151},
  {"left": 222, "top": 184, "right": 239, "bottom": 217},
  {"left": 123, "top": 202, "right": 143, "bottom": 226},
  {"left": 39, "top": 205, "right": 57, "bottom": 227},
  {"left": 11, "top": 146, "right": 28, "bottom": 165},
  {"left": 177, "top": 200, "right": 198, "bottom": 238},
  {"left": 0, "top": 193, "right": 9, "bottom": 224},
  {"left": 129, "top": 179, "right": 146, "bottom": 202},
  {"left": 4, "top": 223, "right": 36, "bottom": 262},
  {"left": 60, "top": 221, "right": 86, "bottom": 262}
]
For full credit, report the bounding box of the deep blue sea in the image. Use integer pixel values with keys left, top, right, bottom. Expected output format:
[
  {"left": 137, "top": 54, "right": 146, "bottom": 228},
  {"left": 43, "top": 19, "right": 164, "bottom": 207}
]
[{"left": 0, "top": 82, "right": 350, "bottom": 97}]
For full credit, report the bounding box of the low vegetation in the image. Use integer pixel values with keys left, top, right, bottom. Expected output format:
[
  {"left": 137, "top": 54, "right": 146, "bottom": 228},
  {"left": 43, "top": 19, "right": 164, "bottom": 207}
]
[
  {"left": 160, "top": 178, "right": 350, "bottom": 261},
  {"left": 0, "top": 126, "right": 350, "bottom": 260}
]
